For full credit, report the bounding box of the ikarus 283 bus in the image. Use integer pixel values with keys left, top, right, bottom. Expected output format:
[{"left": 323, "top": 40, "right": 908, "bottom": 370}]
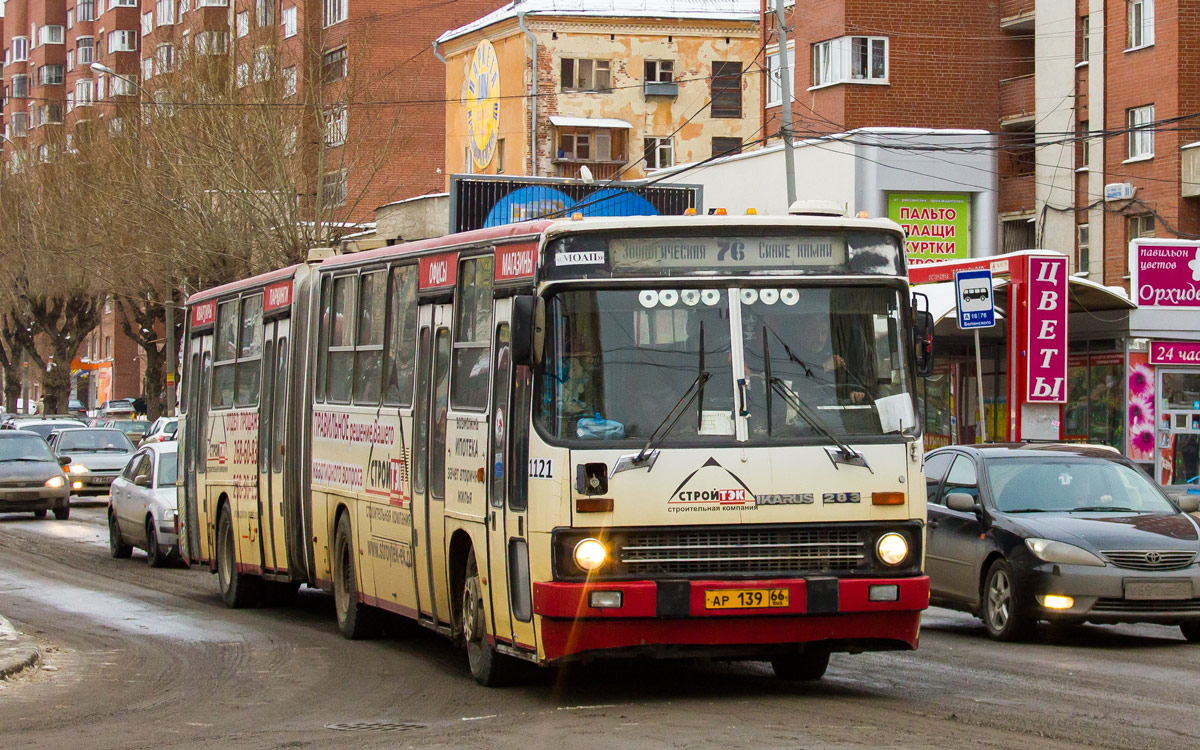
[{"left": 178, "top": 205, "right": 936, "bottom": 685}]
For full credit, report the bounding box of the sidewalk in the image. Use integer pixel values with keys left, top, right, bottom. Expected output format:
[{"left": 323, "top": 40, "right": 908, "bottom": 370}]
[{"left": 0, "top": 614, "right": 39, "bottom": 680}]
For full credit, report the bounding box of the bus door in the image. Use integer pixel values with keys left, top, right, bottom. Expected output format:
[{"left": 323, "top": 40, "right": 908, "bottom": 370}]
[
  {"left": 194, "top": 335, "right": 215, "bottom": 559},
  {"left": 257, "top": 317, "right": 290, "bottom": 574},
  {"left": 426, "top": 305, "right": 453, "bottom": 625},
  {"left": 409, "top": 305, "right": 437, "bottom": 623},
  {"left": 181, "top": 336, "right": 202, "bottom": 560}
]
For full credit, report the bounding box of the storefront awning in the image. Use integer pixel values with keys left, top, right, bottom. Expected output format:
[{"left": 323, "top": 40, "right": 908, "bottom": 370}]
[
  {"left": 919, "top": 276, "right": 1134, "bottom": 330},
  {"left": 548, "top": 116, "right": 634, "bottom": 130}
]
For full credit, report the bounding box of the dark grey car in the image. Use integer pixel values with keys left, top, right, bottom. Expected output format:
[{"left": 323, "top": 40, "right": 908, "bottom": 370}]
[
  {"left": 0, "top": 431, "right": 72, "bottom": 519},
  {"left": 925, "top": 444, "right": 1200, "bottom": 641},
  {"left": 48, "top": 428, "right": 136, "bottom": 495}
]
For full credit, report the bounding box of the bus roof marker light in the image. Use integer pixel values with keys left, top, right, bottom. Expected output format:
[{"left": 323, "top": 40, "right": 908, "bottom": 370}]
[
  {"left": 571, "top": 212, "right": 584, "bottom": 220},
  {"left": 857, "top": 211, "right": 870, "bottom": 218},
  {"left": 684, "top": 207, "right": 697, "bottom": 215},
  {"left": 714, "top": 208, "right": 728, "bottom": 215},
  {"left": 746, "top": 208, "right": 758, "bottom": 215}
]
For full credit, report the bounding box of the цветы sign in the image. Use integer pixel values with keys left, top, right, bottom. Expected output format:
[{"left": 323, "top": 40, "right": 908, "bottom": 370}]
[
  {"left": 1130, "top": 239, "right": 1200, "bottom": 309},
  {"left": 1026, "top": 256, "right": 1068, "bottom": 402}
]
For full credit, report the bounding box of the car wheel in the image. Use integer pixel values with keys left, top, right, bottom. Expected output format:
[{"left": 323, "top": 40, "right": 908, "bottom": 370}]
[
  {"left": 33, "top": 508, "right": 47, "bottom": 519},
  {"left": 108, "top": 511, "right": 132, "bottom": 559},
  {"left": 1180, "top": 622, "right": 1200, "bottom": 642},
  {"left": 462, "top": 553, "right": 510, "bottom": 687},
  {"left": 53, "top": 505, "right": 70, "bottom": 521},
  {"left": 332, "top": 514, "right": 379, "bottom": 639},
  {"left": 772, "top": 645, "right": 831, "bottom": 681},
  {"left": 983, "top": 559, "right": 1033, "bottom": 641},
  {"left": 146, "top": 521, "right": 168, "bottom": 568},
  {"left": 217, "top": 508, "right": 261, "bottom": 608}
]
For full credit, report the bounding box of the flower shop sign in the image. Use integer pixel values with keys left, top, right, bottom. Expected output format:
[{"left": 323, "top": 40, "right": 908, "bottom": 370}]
[
  {"left": 1026, "top": 256, "right": 1069, "bottom": 402},
  {"left": 1149, "top": 341, "right": 1200, "bottom": 365},
  {"left": 1130, "top": 239, "right": 1200, "bottom": 309}
]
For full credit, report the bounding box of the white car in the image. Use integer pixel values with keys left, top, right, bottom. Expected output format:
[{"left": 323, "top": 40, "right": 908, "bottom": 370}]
[
  {"left": 108, "top": 443, "right": 180, "bottom": 567},
  {"left": 140, "top": 417, "right": 179, "bottom": 444}
]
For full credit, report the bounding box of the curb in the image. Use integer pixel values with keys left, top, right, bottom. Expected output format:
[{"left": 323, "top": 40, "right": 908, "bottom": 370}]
[{"left": 0, "top": 615, "right": 40, "bottom": 680}]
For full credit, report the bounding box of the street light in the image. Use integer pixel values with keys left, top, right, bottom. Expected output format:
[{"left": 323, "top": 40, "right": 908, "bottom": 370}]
[{"left": 90, "top": 61, "right": 178, "bottom": 417}]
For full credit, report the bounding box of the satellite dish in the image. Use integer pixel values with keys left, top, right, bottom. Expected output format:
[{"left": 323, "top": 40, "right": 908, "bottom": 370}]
[{"left": 579, "top": 165, "right": 594, "bottom": 184}]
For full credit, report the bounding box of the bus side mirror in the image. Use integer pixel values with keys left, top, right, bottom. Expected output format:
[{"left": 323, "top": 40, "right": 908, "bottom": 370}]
[
  {"left": 512, "top": 295, "right": 545, "bottom": 367},
  {"left": 911, "top": 292, "right": 934, "bottom": 378}
]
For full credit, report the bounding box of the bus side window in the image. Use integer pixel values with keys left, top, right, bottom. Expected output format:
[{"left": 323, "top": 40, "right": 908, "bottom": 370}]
[
  {"left": 412, "top": 327, "right": 432, "bottom": 495},
  {"left": 509, "top": 366, "right": 531, "bottom": 512},
  {"left": 382, "top": 265, "right": 417, "bottom": 407},
  {"left": 353, "top": 270, "right": 386, "bottom": 405},
  {"left": 490, "top": 323, "right": 512, "bottom": 509},
  {"left": 430, "top": 329, "right": 452, "bottom": 500},
  {"left": 316, "top": 275, "right": 331, "bottom": 402},
  {"left": 451, "top": 256, "right": 494, "bottom": 411},
  {"left": 235, "top": 294, "right": 263, "bottom": 407},
  {"left": 212, "top": 300, "right": 238, "bottom": 409},
  {"left": 327, "top": 275, "right": 356, "bottom": 404}
]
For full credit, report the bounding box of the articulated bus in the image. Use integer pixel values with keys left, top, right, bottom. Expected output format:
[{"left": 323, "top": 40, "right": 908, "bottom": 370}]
[{"left": 179, "top": 208, "right": 935, "bottom": 685}]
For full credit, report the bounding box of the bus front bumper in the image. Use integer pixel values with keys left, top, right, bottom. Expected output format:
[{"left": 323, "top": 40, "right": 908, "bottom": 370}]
[{"left": 533, "top": 576, "right": 929, "bottom": 662}]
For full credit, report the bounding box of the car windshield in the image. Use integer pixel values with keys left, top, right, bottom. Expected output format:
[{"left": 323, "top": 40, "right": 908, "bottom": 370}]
[
  {"left": 58, "top": 429, "right": 134, "bottom": 453},
  {"left": 988, "top": 457, "right": 1177, "bottom": 514},
  {"left": 0, "top": 435, "right": 56, "bottom": 462},
  {"left": 22, "top": 423, "right": 78, "bottom": 438},
  {"left": 109, "top": 421, "right": 147, "bottom": 433},
  {"left": 156, "top": 452, "right": 178, "bottom": 486},
  {"left": 535, "top": 285, "right": 914, "bottom": 443}
]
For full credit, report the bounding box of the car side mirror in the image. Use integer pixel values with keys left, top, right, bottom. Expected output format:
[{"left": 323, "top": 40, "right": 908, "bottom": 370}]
[
  {"left": 58, "top": 455, "right": 71, "bottom": 467},
  {"left": 1174, "top": 494, "right": 1200, "bottom": 513},
  {"left": 945, "top": 492, "right": 977, "bottom": 513},
  {"left": 134, "top": 474, "right": 151, "bottom": 487}
]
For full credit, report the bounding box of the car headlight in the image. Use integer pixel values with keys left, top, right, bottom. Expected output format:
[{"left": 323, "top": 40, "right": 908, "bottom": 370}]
[
  {"left": 1025, "top": 538, "right": 1105, "bottom": 567},
  {"left": 68, "top": 464, "right": 89, "bottom": 474},
  {"left": 876, "top": 532, "right": 910, "bottom": 566},
  {"left": 45, "top": 475, "right": 65, "bottom": 489},
  {"left": 573, "top": 538, "right": 608, "bottom": 572}
]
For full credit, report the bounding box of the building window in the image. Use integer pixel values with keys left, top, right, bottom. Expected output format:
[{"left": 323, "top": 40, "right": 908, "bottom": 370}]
[
  {"left": 712, "top": 136, "right": 742, "bottom": 158},
  {"left": 196, "top": 32, "right": 228, "bottom": 56},
  {"left": 644, "top": 137, "right": 674, "bottom": 169},
  {"left": 1128, "top": 0, "right": 1154, "bottom": 49},
  {"left": 324, "top": 105, "right": 347, "bottom": 147},
  {"left": 1002, "top": 217, "right": 1036, "bottom": 252},
  {"left": 67, "top": 50, "right": 75, "bottom": 72},
  {"left": 75, "top": 79, "right": 93, "bottom": 106},
  {"left": 1079, "top": 15, "right": 1090, "bottom": 61},
  {"left": 68, "top": 9, "right": 75, "bottom": 29},
  {"left": 156, "top": 0, "right": 175, "bottom": 26},
  {"left": 282, "top": 6, "right": 297, "bottom": 37},
  {"left": 556, "top": 128, "right": 620, "bottom": 163},
  {"left": 112, "top": 75, "right": 137, "bottom": 97},
  {"left": 236, "top": 62, "right": 249, "bottom": 88},
  {"left": 67, "top": 91, "right": 75, "bottom": 112},
  {"left": 256, "top": 0, "right": 274, "bottom": 27},
  {"left": 766, "top": 46, "right": 795, "bottom": 107},
  {"left": 197, "top": 0, "right": 228, "bottom": 6},
  {"left": 108, "top": 30, "right": 137, "bottom": 52},
  {"left": 644, "top": 59, "right": 674, "bottom": 82},
  {"left": 78, "top": 0, "right": 95, "bottom": 21},
  {"left": 10, "top": 112, "right": 29, "bottom": 137},
  {"left": 97, "top": 75, "right": 105, "bottom": 101},
  {"left": 155, "top": 44, "right": 175, "bottom": 74},
  {"left": 113, "top": 0, "right": 140, "bottom": 7},
  {"left": 283, "top": 66, "right": 297, "bottom": 97},
  {"left": 178, "top": 0, "right": 190, "bottom": 20},
  {"left": 321, "top": 170, "right": 347, "bottom": 207},
  {"left": 560, "top": 58, "right": 611, "bottom": 92},
  {"left": 324, "top": 0, "right": 346, "bottom": 27},
  {"left": 322, "top": 47, "right": 347, "bottom": 83},
  {"left": 142, "top": 11, "right": 155, "bottom": 35},
  {"left": 1076, "top": 224, "right": 1090, "bottom": 273},
  {"left": 252, "top": 46, "right": 272, "bottom": 81},
  {"left": 1127, "top": 104, "right": 1154, "bottom": 159},
  {"left": 1126, "top": 214, "right": 1155, "bottom": 244},
  {"left": 142, "top": 57, "right": 154, "bottom": 80},
  {"left": 12, "top": 37, "right": 29, "bottom": 63},
  {"left": 77, "top": 37, "right": 94, "bottom": 65},
  {"left": 39, "top": 26, "right": 65, "bottom": 46},
  {"left": 11, "top": 75, "right": 29, "bottom": 99},
  {"left": 559, "top": 132, "right": 591, "bottom": 161},
  {"left": 813, "top": 36, "right": 888, "bottom": 87},
  {"left": 236, "top": 11, "right": 250, "bottom": 38},
  {"left": 710, "top": 61, "right": 743, "bottom": 118},
  {"left": 497, "top": 138, "right": 505, "bottom": 172},
  {"left": 38, "top": 65, "right": 65, "bottom": 86}
]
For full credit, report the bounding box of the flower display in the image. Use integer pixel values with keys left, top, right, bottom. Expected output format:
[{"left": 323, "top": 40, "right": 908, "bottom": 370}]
[
  {"left": 1128, "top": 363, "right": 1153, "bottom": 400},
  {"left": 1131, "top": 427, "right": 1155, "bottom": 455}
]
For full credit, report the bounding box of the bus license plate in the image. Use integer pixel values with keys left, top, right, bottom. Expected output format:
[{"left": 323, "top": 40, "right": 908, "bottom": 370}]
[{"left": 704, "top": 588, "right": 789, "bottom": 610}]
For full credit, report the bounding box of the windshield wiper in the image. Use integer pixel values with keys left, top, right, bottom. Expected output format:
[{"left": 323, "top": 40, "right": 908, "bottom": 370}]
[
  {"left": 1005, "top": 508, "right": 1054, "bottom": 513},
  {"left": 1072, "top": 506, "right": 1138, "bottom": 513},
  {"left": 0, "top": 457, "right": 48, "bottom": 462},
  {"left": 768, "top": 377, "right": 871, "bottom": 472},
  {"left": 762, "top": 323, "right": 876, "bottom": 405},
  {"left": 620, "top": 371, "right": 711, "bottom": 473}
]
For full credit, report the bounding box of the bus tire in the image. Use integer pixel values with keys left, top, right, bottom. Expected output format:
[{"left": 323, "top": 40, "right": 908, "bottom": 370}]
[
  {"left": 217, "top": 508, "right": 261, "bottom": 608},
  {"left": 771, "top": 645, "right": 831, "bottom": 681},
  {"left": 462, "top": 553, "right": 509, "bottom": 686},
  {"left": 333, "top": 513, "right": 379, "bottom": 639}
]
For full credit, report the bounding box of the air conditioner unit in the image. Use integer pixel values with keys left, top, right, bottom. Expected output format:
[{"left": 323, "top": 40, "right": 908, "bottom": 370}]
[{"left": 1104, "top": 182, "right": 1135, "bottom": 201}]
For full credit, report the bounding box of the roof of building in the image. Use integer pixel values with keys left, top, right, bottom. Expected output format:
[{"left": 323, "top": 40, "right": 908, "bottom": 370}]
[{"left": 437, "top": 1, "right": 760, "bottom": 44}]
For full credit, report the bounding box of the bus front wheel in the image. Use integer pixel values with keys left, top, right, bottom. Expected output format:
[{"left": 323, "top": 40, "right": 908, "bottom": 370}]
[
  {"left": 217, "top": 508, "right": 261, "bottom": 608},
  {"left": 771, "top": 645, "right": 831, "bottom": 681},
  {"left": 333, "top": 513, "right": 379, "bottom": 639},
  {"left": 462, "top": 554, "right": 509, "bottom": 687}
]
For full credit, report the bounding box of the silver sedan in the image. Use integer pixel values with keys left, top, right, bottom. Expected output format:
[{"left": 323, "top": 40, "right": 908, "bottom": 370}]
[{"left": 108, "top": 443, "right": 179, "bottom": 567}]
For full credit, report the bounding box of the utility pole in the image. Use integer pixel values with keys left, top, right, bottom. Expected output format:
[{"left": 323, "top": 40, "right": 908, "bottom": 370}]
[
  {"left": 165, "top": 289, "right": 176, "bottom": 417},
  {"left": 774, "top": 0, "right": 797, "bottom": 206}
]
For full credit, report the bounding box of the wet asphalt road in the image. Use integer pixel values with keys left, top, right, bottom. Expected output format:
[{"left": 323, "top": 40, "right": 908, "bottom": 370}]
[{"left": 1, "top": 504, "right": 1199, "bottom": 749}]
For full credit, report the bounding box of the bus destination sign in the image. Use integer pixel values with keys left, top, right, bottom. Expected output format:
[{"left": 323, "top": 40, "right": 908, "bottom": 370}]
[{"left": 608, "top": 236, "right": 847, "bottom": 272}]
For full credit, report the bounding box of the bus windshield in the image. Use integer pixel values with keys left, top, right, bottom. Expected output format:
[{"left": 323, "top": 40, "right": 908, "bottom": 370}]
[{"left": 536, "top": 285, "right": 914, "bottom": 444}]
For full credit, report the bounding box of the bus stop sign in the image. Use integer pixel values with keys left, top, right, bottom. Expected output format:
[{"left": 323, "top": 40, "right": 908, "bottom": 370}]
[{"left": 955, "top": 268, "right": 995, "bottom": 329}]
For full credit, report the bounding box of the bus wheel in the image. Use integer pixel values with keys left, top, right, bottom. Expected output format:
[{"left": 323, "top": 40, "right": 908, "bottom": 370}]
[
  {"left": 217, "top": 508, "right": 261, "bottom": 608},
  {"left": 771, "top": 645, "right": 831, "bottom": 681},
  {"left": 333, "top": 514, "right": 379, "bottom": 639},
  {"left": 462, "top": 554, "right": 508, "bottom": 686}
]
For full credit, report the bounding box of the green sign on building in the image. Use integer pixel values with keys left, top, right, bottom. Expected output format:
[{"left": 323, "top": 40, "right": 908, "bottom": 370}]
[{"left": 887, "top": 192, "right": 971, "bottom": 265}]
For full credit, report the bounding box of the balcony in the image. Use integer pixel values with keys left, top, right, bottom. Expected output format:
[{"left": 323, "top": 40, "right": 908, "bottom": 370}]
[
  {"left": 1183, "top": 142, "right": 1200, "bottom": 198},
  {"left": 1000, "top": 74, "right": 1035, "bottom": 129},
  {"left": 643, "top": 81, "right": 678, "bottom": 98},
  {"left": 1000, "top": 0, "right": 1034, "bottom": 31}
]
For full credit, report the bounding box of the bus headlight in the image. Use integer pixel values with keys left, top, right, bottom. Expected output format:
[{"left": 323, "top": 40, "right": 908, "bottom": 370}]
[
  {"left": 573, "top": 538, "right": 608, "bottom": 572},
  {"left": 876, "top": 533, "right": 909, "bottom": 566}
]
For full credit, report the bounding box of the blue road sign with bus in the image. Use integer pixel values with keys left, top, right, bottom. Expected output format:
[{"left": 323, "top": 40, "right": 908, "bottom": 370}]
[{"left": 955, "top": 269, "right": 995, "bottom": 330}]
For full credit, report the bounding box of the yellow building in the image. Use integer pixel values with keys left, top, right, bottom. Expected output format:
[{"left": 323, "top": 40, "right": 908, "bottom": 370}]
[{"left": 436, "top": 1, "right": 761, "bottom": 182}]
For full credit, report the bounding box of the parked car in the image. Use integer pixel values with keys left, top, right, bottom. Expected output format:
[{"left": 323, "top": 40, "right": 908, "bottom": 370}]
[
  {"left": 0, "top": 431, "right": 71, "bottom": 519},
  {"left": 924, "top": 443, "right": 1200, "bottom": 642},
  {"left": 108, "top": 443, "right": 179, "bottom": 567},
  {"left": 49, "top": 428, "right": 137, "bottom": 495},
  {"left": 141, "top": 417, "right": 179, "bottom": 444},
  {"left": 99, "top": 419, "right": 150, "bottom": 446},
  {"left": 3, "top": 417, "right": 87, "bottom": 439},
  {"left": 99, "top": 399, "right": 137, "bottom": 417}
]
